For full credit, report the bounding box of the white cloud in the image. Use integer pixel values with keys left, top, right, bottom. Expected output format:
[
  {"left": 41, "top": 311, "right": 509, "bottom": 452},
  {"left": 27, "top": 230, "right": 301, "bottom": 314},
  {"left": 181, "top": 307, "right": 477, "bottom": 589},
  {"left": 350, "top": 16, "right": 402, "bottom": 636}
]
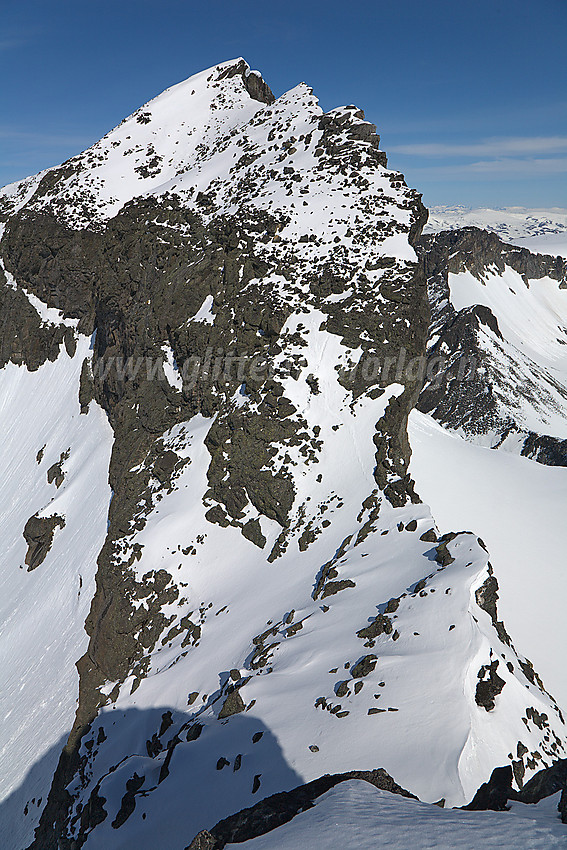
[
  {"left": 406, "top": 158, "right": 567, "bottom": 181},
  {"left": 0, "top": 39, "right": 27, "bottom": 52},
  {"left": 467, "top": 157, "right": 567, "bottom": 174},
  {"left": 390, "top": 137, "right": 567, "bottom": 157}
]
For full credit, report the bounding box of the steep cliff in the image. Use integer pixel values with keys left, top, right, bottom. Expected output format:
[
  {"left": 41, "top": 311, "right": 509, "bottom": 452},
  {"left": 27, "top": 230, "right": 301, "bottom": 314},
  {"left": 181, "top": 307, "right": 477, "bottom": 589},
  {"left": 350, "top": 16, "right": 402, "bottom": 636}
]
[{"left": 0, "top": 60, "right": 564, "bottom": 850}]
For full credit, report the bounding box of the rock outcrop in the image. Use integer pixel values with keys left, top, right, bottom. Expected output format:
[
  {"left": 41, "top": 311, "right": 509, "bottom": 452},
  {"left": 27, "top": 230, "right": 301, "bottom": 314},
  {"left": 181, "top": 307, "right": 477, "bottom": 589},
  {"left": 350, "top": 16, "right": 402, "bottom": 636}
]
[{"left": 0, "top": 60, "right": 564, "bottom": 850}]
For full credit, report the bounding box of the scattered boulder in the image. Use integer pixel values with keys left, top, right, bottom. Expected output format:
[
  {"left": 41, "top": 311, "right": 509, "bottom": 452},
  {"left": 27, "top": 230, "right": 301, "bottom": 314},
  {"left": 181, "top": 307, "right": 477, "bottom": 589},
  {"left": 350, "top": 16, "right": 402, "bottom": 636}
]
[
  {"left": 350, "top": 655, "right": 378, "bottom": 679},
  {"left": 23, "top": 514, "right": 65, "bottom": 571},
  {"left": 218, "top": 689, "right": 245, "bottom": 719},
  {"left": 475, "top": 660, "right": 505, "bottom": 711}
]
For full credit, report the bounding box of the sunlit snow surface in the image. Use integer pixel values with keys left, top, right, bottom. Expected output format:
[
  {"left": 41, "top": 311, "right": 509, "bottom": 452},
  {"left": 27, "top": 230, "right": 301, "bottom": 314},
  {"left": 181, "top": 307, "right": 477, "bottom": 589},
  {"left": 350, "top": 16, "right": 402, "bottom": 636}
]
[
  {"left": 238, "top": 781, "right": 567, "bottom": 850},
  {"left": 0, "top": 337, "right": 113, "bottom": 849},
  {"left": 410, "top": 410, "right": 567, "bottom": 711},
  {"left": 0, "top": 59, "right": 566, "bottom": 850}
]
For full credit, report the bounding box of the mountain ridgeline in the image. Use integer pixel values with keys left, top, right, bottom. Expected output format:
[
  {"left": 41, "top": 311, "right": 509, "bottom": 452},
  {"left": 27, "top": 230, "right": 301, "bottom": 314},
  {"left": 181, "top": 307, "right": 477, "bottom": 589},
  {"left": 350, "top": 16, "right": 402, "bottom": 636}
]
[{"left": 0, "top": 60, "right": 566, "bottom": 849}]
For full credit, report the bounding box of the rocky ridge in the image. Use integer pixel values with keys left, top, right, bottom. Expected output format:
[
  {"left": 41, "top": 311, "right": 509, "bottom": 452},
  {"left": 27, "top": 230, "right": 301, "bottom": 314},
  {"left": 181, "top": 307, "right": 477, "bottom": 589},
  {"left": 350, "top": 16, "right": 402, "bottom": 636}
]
[
  {"left": 416, "top": 227, "right": 567, "bottom": 464},
  {"left": 0, "top": 60, "right": 564, "bottom": 849}
]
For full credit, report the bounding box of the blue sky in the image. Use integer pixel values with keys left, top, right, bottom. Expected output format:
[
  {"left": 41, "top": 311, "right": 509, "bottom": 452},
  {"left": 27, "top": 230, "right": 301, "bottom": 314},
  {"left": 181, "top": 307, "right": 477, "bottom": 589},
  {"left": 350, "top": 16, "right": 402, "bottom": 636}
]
[{"left": 1, "top": 0, "right": 565, "bottom": 207}]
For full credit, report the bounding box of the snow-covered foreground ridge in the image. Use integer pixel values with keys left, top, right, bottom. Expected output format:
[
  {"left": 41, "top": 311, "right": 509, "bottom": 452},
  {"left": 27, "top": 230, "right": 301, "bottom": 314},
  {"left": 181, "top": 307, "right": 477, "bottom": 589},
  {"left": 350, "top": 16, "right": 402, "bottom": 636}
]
[
  {"left": 0, "top": 59, "right": 565, "bottom": 849},
  {"left": 234, "top": 780, "right": 567, "bottom": 850}
]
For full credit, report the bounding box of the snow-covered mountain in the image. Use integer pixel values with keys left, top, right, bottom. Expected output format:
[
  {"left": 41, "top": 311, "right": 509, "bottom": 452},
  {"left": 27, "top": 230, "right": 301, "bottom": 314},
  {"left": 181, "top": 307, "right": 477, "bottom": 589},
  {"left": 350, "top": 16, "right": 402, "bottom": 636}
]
[
  {"left": 0, "top": 59, "right": 566, "bottom": 850},
  {"left": 424, "top": 205, "right": 567, "bottom": 260},
  {"left": 417, "top": 227, "right": 567, "bottom": 453},
  {"left": 425, "top": 205, "right": 567, "bottom": 239}
]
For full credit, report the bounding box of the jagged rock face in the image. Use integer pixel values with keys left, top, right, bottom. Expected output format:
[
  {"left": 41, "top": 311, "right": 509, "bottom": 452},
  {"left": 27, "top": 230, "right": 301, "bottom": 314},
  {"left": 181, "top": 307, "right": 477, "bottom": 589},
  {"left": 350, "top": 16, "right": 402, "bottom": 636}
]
[
  {"left": 463, "top": 765, "right": 513, "bottom": 811},
  {"left": 416, "top": 228, "right": 567, "bottom": 462},
  {"left": 512, "top": 757, "right": 567, "bottom": 804},
  {"left": 0, "top": 60, "right": 565, "bottom": 850}
]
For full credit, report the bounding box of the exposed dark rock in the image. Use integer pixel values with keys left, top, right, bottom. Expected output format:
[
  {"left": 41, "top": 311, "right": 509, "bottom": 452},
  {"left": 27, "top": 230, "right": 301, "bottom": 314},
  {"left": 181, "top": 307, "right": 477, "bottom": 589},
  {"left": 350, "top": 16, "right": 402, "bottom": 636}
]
[
  {"left": 321, "top": 579, "right": 356, "bottom": 599},
  {"left": 356, "top": 614, "right": 392, "bottom": 640},
  {"left": 350, "top": 655, "right": 378, "bottom": 679},
  {"left": 79, "top": 357, "right": 95, "bottom": 413},
  {"left": 512, "top": 758, "right": 567, "bottom": 804},
  {"left": 419, "top": 228, "right": 567, "bottom": 287},
  {"left": 186, "top": 723, "right": 204, "bottom": 742},
  {"left": 463, "top": 765, "right": 512, "bottom": 811},
  {"left": 159, "top": 711, "right": 173, "bottom": 737},
  {"left": 241, "top": 518, "right": 267, "bottom": 548},
  {"left": 521, "top": 432, "right": 567, "bottom": 467},
  {"left": 186, "top": 831, "right": 217, "bottom": 850},
  {"left": 560, "top": 788, "right": 567, "bottom": 824},
  {"left": 47, "top": 462, "right": 64, "bottom": 488},
  {"left": 23, "top": 514, "right": 65, "bottom": 571},
  {"left": 146, "top": 734, "right": 162, "bottom": 758},
  {"left": 475, "top": 573, "right": 511, "bottom": 646},
  {"left": 111, "top": 773, "right": 145, "bottom": 829},
  {"left": 416, "top": 228, "right": 567, "bottom": 455},
  {"left": 79, "top": 782, "right": 107, "bottom": 834},
  {"left": 434, "top": 533, "right": 457, "bottom": 566},
  {"left": 216, "top": 59, "right": 275, "bottom": 105},
  {"left": 218, "top": 689, "right": 245, "bottom": 719},
  {"left": 0, "top": 266, "right": 67, "bottom": 370},
  {"left": 46, "top": 450, "right": 69, "bottom": 488},
  {"left": 475, "top": 660, "right": 506, "bottom": 711}
]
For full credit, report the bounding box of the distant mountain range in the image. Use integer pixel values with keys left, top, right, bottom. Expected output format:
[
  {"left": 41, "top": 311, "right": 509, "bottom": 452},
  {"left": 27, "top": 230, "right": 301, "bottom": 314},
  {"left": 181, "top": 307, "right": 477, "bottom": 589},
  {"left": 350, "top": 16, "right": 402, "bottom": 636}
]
[{"left": 425, "top": 205, "right": 567, "bottom": 258}]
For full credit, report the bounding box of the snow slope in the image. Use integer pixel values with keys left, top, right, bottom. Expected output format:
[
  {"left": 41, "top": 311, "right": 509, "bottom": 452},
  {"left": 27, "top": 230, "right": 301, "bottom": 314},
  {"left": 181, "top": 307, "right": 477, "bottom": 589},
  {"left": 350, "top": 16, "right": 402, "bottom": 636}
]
[
  {"left": 0, "top": 58, "right": 565, "bottom": 849},
  {"left": 66, "top": 404, "right": 565, "bottom": 848},
  {"left": 237, "top": 780, "right": 567, "bottom": 850},
  {"left": 510, "top": 236, "right": 567, "bottom": 259},
  {"left": 0, "top": 61, "right": 266, "bottom": 228},
  {"left": 409, "top": 410, "right": 567, "bottom": 711},
  {"left": 0, "top": 335, "right": 113, "bottom": 849}
]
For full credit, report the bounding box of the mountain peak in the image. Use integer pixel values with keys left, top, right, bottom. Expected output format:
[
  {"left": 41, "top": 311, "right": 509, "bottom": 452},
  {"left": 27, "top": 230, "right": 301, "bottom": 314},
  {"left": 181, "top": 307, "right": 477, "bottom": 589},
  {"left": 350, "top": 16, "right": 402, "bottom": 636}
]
[
  {"left": 1, "top": 58, "right": 566, "bottom": 850},
  {"left": 214, "top": 57, "right": 276, "bottom": 104}
]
